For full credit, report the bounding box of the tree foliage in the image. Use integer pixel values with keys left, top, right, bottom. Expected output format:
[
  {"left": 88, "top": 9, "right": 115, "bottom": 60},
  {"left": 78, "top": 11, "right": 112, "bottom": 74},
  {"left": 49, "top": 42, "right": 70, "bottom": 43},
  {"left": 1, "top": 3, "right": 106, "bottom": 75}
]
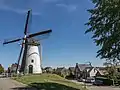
[
  {"left": 85, "top": 0, "right": 120, "bottom": 61},
  {"left": 0, "top": 64, "right": 4, "bottom": 74}
]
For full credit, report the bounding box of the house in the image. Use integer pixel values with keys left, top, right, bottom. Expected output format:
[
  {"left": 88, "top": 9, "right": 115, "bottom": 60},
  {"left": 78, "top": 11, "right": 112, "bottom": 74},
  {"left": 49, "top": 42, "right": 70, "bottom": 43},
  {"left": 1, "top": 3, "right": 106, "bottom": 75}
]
[
  {"left": 96, "top": 67, "right": 107, "bottom": 75},
  {"left": 83, "top": 67, "right": 104, "bottom": 78},
  {"left": 44, "top": 67, "right": 53, "bottom": 73},
  {"left": 75, "top": 63, "right": 91, "bottom": 79},
  {"left": 10, "top": 63, "right": 20, "bottom": 73},
  {"left": 116, "top": 65, "right": 120, "bottom": 73},
  {"left": 55, "top": 67, "right": 69, "bottom": 77},
  {"left": 75, "top": 63, "right": 104, "bottom": 79},
  {"left": 68, "top": 67, "right": 75, "bottom": 75}
]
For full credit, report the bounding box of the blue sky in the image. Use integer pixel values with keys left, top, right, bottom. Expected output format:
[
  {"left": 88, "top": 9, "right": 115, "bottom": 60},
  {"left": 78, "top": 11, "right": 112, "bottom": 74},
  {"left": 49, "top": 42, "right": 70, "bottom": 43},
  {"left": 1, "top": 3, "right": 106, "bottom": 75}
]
[{"left": 0, "top": 0, "right": 104, "bottom": 69}]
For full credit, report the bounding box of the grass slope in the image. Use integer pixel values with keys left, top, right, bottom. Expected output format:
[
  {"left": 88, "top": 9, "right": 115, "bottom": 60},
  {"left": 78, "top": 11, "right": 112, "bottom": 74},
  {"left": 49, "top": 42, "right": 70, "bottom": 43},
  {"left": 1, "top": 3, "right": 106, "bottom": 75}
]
[{"left": 13, "top": 74, "right": 87, "bottom": 90}]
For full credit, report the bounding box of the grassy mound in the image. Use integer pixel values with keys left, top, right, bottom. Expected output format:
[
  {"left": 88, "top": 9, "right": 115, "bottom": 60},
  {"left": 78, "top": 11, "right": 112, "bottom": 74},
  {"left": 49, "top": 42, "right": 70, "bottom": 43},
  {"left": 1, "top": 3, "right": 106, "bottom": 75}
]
[{"left": 13, "top": 74, "right": 87, "bottom": 90}]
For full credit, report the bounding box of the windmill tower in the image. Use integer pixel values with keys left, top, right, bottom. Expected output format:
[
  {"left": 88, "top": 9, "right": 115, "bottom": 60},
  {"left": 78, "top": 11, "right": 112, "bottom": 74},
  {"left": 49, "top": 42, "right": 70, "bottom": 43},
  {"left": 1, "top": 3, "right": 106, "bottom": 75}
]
[
  {"left": 21, "top": 38, "right": 42, "bottom": 74},
  {"left": 3, "top": 10, "right": 52, "bottom": 74}
]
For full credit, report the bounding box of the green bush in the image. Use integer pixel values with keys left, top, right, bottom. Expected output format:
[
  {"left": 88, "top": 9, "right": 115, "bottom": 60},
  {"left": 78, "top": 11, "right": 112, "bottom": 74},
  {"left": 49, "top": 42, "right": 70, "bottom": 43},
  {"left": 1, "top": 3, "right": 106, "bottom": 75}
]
[
  {"left": 118, "top": 80, "right": 120, "bottom": 85},
  {"left": 95, "top": 77, "right": 113, "bottom": 85},
  {"left": 65, "top": 73, "right": 75, "bottom": 80},
  {"left": 12, "top": 73, "right": 17, "bottom": 77},
  {"left": 0, "top": 65, "right": 4, "bottom": 74},
  {"left": 115, "top": 80, "right": 120, "bottom": 85},
  {"left": 103, "top": 79, "right": 113, "bottom": 85}
]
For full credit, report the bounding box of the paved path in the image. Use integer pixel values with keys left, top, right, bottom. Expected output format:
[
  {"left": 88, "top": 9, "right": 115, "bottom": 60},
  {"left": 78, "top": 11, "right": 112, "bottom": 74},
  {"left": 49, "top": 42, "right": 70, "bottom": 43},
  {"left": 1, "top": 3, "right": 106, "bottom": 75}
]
[
  {"left": 71, "top": 80, "right": 120, "bottom": 90},
  {"left": 88, "top": 85, "right": 120, "bottom": 90},
  {"left": 0, "top": 78, "right": 36, "bottom": 90}
]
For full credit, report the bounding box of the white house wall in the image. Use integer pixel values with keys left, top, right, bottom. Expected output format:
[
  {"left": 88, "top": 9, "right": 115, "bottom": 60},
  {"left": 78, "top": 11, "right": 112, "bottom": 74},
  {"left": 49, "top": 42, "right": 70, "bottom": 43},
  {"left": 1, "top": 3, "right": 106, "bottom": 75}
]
[{"left": 89, "top": 68, "right": 97, "bottom": 77}]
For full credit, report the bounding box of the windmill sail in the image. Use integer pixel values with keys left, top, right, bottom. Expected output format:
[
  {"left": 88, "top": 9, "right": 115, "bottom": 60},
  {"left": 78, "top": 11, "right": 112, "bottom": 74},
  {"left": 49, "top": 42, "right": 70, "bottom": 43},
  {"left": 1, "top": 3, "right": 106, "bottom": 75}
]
[
  {"left": 16, "top": 44, "right": 24, "bottom": 73},
  {"left": 19, "top": 10, "right": 32, "bottom": 73},
  {"left": 24, "top": 9, "right": 32, "bottom": 35},
  {"left": 3, "top": 38, "right": 21, "bottom": 45},
  {"left": 20, "top": 40, "right": 28, "bottom": 73},
  {"left": 27, "top": 29, "right": 52, "bottom": 38}
]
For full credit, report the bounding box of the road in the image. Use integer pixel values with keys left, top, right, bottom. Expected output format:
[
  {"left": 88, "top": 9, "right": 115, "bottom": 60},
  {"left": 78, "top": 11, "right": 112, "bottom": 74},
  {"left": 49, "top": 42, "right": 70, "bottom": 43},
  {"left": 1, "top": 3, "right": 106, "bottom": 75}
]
[
  {"left": 0, "top": 78, "right": 119, "bottom": 90},
  {"left": 0, "top": 78, "right": 36, "bottom": 90},
  {"left": 88, "top": 85, "right": 120, "bottom": 90},
  {"left": 71, "top": 80, "right": 120, "bottom": 90}
]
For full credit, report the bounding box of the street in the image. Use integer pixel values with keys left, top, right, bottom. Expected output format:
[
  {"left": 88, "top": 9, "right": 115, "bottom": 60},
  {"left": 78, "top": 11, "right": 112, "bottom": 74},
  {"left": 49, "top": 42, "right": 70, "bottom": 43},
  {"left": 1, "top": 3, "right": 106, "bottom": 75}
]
[
  {"left": 71, "top": 80, "right": 120, "bottom": 90},
  {"left": 0, "top": 78, "right": 120, "bottom": 90},
  {"left": 88, "top": 85, "right": 120, "bottom": 90},
  {"left": 0, "top": 78, "right": 36, "bottom": 90}
]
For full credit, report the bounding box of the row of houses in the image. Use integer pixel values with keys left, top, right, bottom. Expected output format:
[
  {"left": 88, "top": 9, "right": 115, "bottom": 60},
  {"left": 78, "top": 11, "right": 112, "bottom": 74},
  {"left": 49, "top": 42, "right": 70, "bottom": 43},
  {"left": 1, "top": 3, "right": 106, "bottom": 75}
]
[
  {"left": 8, "top": 63, "right": 120, "bottom": 79},
  {"left": 43, "top": 63, "right": 107, "bottom": 79}
]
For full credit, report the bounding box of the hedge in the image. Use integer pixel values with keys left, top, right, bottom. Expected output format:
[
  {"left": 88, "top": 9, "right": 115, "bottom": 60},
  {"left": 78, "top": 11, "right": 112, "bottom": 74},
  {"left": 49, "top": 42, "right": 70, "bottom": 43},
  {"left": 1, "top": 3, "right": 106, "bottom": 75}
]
[{"left": 95, "top": 77, "right": 113, "bottom": 86}]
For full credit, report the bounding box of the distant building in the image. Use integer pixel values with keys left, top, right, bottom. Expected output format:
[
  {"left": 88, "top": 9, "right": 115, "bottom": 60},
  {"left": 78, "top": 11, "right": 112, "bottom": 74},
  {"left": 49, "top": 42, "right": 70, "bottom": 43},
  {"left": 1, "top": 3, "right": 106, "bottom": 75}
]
[
  {"left": 83, "top": 67, "right": 104, "bottom": 78},
  {"left": 74, "top": 63, "right": 104, "bottom": 79},
  {"left": 9, "top": 63, "right": 20, "bottom": 73},
  {"left": 96, "top": 67, "right": 107, "bottom": 75},
  {"left": 75, "top": 63, "right": 91, "bottom": 79},
  {"left": 116, "top": 65, "right": 120, "bottom": 73},
  {"left": 44, "top": 67, "right": 53, "bottom": 73},
  {"left": 55, "top": 67, "right": 69, "bottom": 77},
  {"left": 68, "top": 67, "right": 75, "bottom": 75}
]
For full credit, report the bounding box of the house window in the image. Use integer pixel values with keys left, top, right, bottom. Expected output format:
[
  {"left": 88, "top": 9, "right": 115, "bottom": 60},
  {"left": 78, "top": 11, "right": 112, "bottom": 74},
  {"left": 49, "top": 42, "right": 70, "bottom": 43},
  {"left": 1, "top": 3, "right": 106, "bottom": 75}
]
[
  {"left": 118, "top": 68, "right": 120, "bottom": 72},
  {"left": 31, "top": 60, "right": 34, "bottom": 63}
]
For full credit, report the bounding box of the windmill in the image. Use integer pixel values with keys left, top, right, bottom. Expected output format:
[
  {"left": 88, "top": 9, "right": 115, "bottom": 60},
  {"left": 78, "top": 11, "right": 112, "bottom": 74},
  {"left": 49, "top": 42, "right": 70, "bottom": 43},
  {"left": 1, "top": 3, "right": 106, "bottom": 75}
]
[{"left": 3, "top": 9, "right": 52, "bottom": 74}]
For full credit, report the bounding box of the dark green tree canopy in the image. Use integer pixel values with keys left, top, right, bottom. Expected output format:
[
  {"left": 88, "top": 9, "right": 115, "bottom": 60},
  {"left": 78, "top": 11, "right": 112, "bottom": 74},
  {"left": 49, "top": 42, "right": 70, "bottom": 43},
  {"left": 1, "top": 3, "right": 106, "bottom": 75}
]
[
  {"left": 0, "top": 64, "right": 4, "bottom": 74},
  {"left": 86, "top": 0, "right": 120, "bottom": 61}
]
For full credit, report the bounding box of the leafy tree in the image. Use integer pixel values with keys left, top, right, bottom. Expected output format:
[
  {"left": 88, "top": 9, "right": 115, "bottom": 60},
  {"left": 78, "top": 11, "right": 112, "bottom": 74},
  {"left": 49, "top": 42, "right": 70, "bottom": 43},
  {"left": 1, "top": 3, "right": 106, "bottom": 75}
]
[
  {"left": 85, "top": 0, "right": 120, "bottom": 84},
  {"left": 85, "top": 0, "right": 120, "bottom": 62},
  {"left": 0, "top": 64, "right": 4, "bottom": 74},
  {"left": 61, "top": 69, "right": 69, "bottom": 78}
]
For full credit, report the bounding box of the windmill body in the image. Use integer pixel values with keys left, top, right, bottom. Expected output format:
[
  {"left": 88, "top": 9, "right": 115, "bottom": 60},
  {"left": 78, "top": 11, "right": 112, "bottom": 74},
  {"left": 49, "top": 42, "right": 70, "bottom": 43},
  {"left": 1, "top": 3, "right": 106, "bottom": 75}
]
[{"left": 24, "top": 39, "right": 42, "bottom": 74}]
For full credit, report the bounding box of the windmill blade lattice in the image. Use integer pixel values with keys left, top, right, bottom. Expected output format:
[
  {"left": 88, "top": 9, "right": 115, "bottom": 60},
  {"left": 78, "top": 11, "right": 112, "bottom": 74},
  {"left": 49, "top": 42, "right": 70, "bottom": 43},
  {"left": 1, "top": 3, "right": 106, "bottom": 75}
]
[
  {"left": 3, "top": 38, "right": 22, "bottom": 45},
  {"left": 24, "top": 9, "right": 32, "bottom": 35},
  {"left": 16, "top": 45, "right": 24, "bottom": 73},
  {"left": 27, "top": 29, "right": 52, "bottom": 39}
]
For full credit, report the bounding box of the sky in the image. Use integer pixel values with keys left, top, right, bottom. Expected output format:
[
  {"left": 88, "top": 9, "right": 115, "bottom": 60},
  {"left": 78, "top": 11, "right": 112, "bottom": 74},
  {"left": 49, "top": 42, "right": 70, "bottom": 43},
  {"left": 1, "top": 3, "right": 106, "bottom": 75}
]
[{"left": 0, "top": 0, "right": 105, "bottom": 69}]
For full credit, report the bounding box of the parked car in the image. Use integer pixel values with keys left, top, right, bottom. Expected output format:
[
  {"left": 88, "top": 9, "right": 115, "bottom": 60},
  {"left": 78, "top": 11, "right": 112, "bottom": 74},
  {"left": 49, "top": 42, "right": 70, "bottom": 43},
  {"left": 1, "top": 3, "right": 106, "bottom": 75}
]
[
  {"left": 82, "top": 79, "right": 86, "bottom": 82},
  {"left": 85, "top": 79, "right": 91, "bottom": 83},
  {"left": 0, "top": 74, "right": 3, "bottom": 78},
  {"left": 0, "top": 73, "right": 6, "bottom": 78},
  {"left": 85, "top": 77, "right": 95, "bottom": 83},
  {"left": 93, "top": 80, "right": 103, "bottom": 86}
]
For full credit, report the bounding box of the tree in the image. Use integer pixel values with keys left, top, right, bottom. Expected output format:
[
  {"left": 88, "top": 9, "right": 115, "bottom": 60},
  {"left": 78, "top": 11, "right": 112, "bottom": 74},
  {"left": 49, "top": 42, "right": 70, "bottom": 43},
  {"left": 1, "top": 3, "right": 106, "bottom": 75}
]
[
  {"left": 85, "top": 0, "right": 120, "bottom": 84},
  {"left": 85, "top": 0, "right": 120, "bottom": 62},
  {"left": 0, "top": 64, "right": 4, "bottom": 74},
  {"left": 61, "top": 69, "right": 70, "bottom": 78}
]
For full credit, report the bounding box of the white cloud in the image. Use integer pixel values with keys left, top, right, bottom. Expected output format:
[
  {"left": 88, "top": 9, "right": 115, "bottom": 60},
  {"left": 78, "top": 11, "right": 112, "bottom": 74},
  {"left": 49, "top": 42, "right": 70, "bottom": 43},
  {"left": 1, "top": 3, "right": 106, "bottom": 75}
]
[
  {"left": 56, "top": 3, "right": 77, "bottom": 12},
  {"left": 0, "top": 0, "right": 41, "bottom": 15}
]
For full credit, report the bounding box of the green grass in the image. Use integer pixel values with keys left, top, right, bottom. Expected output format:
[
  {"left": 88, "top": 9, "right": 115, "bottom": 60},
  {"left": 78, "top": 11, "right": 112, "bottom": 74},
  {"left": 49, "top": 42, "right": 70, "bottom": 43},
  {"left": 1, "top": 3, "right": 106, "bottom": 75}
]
[{"left": 13, "top": 74, "right": 87, "bottom": 90}]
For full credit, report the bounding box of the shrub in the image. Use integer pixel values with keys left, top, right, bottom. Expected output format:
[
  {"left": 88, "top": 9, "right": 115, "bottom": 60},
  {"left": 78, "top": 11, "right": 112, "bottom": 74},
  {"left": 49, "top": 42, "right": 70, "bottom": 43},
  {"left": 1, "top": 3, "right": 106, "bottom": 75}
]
[
  {"left": 95, "top": 77, "right": 113, "bottom": 86},
  {"left": 103, "top": 79, "right": 113, "bottom": 85},
  {"left": 65, "top": 73, "right": 75, "bottom": 80},
  {"left": 118, "top": 80, "right": 120, "bottom": 85}
]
